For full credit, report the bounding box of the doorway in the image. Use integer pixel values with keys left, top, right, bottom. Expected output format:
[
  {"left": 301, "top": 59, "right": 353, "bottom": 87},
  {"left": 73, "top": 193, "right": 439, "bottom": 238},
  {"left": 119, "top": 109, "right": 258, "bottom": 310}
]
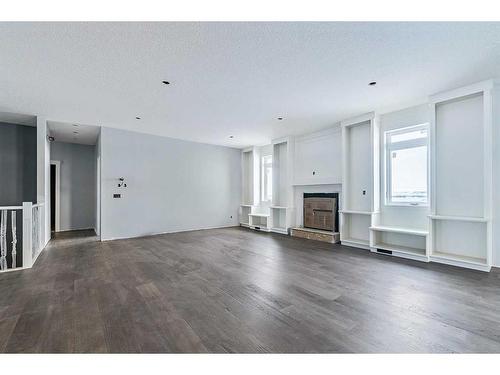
[{"left": 50, "top": 160, "right": 60, "bottom": 236}]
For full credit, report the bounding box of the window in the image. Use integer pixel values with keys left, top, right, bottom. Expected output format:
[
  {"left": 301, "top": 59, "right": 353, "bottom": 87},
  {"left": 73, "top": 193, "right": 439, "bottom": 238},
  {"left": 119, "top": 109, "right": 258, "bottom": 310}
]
[
  {"left": 261, "top": 155, "right": 273, "bottom": 202},
  {"left": 385, "top": 124, "right": 429, "bottom": 206}
]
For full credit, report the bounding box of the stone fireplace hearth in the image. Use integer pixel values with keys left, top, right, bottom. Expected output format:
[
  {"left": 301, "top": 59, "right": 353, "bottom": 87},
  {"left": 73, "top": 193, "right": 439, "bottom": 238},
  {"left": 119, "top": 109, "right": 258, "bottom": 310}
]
[{"left": 291, "top": 185, "right": 341, "bottom": 244}]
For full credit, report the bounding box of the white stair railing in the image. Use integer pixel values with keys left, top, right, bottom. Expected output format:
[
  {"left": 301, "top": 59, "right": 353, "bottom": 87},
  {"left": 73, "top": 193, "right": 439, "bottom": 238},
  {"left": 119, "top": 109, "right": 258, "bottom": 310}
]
[
  {"left": 11, "top": 210, "right": 17, "bottom": 269},
  {"left": 31, "top": 203, "right": 44, "bottom": 265},
  {"left": 0, "top": 209, "right": 7, "bottom": 270},
  {"left": 0, "top": 205, "right": 23, "bottom": 271},
  {"left": 0, "top": 202, "right": 45, "bottom": 273}
]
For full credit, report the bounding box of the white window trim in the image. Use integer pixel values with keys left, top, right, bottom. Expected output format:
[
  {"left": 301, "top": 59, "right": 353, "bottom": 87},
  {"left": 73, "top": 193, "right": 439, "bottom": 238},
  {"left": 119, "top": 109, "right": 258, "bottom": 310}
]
[{"left": 384, "top": 123, "right": 430, "bottom": 207}]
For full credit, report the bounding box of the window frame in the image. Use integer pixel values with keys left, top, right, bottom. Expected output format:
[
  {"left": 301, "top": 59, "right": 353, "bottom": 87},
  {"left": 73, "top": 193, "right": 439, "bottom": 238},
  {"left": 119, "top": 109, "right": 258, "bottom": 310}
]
[
  {"left": 384, "top": 123, "right": 430, "bottom": 207},
  {"left": 261, "top": 154, "right": 273, "bottom": 203}
]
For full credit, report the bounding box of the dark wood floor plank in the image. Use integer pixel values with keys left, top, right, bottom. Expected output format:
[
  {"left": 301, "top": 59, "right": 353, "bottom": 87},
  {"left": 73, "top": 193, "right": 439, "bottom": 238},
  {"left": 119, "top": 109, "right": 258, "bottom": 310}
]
[{"left": 1, "top": 227, "right": 500, "bottom": 353}]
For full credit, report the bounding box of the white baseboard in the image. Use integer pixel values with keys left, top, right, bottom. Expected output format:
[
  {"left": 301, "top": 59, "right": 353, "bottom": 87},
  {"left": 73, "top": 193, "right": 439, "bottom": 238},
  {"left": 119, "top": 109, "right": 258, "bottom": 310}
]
[
  {"left": 101, "top": 224, "right": 239, "bottom": 242},
  {"left": 56, "top": 227, "right": 95, "bottom": 233}
]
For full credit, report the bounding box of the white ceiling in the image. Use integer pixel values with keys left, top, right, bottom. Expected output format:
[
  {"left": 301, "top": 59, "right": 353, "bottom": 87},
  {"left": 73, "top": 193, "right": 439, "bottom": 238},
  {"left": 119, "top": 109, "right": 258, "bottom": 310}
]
[
  {"left": 47, "top": 121, "right": 100, "bottom": 145},
  {"left": 0, "top": 22, "right": 499, "bottom": 148}
]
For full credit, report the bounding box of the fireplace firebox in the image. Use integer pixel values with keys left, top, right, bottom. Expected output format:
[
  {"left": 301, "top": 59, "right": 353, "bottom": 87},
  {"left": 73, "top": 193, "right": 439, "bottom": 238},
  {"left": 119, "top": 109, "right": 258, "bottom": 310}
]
[{"left": 303, "top": 193, "right": 339, "bottom": 232}]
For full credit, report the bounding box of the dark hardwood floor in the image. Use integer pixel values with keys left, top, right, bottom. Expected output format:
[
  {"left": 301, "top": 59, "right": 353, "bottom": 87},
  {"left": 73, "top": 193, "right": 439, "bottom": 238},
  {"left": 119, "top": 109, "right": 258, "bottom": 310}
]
[{"left": 1, "top": 227, "right": 500, "bottom": 353}]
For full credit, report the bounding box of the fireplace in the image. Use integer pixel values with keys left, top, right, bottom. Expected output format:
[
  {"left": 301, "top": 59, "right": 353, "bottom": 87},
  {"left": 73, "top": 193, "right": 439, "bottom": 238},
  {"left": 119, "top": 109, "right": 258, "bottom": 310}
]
[{"left": 303, "top": 193, "right": 339, "bottom": 232}]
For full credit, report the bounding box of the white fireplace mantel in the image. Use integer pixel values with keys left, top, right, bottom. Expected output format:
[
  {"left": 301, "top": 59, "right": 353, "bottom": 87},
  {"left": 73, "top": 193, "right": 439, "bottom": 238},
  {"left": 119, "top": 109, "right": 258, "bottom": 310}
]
[{"left": 293, "top": 183, "right": 342, "bottom": 228}]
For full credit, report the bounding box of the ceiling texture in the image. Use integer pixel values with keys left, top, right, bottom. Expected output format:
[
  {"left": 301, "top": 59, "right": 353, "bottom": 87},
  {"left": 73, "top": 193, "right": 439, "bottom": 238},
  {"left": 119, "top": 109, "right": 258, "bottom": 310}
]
[{"left": 0, "top": 22, "right": 499, "bottom": 148}]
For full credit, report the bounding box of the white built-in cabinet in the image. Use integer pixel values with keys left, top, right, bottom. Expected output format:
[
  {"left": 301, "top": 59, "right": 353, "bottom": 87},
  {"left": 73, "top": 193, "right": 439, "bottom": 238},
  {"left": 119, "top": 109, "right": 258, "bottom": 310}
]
[
  {"left": 427, "top": 81, "right": 494, "bottom": 271},
  {"left": 338, "top": 111, "right": 430, "bottom": 262},
  {"left": 337, "top": 82, "right": 495, "bottom": 271},
  {"left": 270, "top": 137, "right": 294, "bottom": 234},
  {"left": 240, "top": 145, "right": 273, "bottom": 232},
  {"left": 240, "top": 139, "right": 294, "bottom": 234},
  {"left": 339, "top": 112, "right": 379, "bottom": 250},
  {"left": 240, "top": 80, "right": 496, "bottom": 272},
  {"left": 240, "top": 146, "right": 260, "bottom": 227}
]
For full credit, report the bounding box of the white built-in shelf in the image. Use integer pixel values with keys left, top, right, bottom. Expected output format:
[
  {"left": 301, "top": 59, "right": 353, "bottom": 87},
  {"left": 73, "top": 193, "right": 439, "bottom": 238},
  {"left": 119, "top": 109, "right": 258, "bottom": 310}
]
[
  {"left": 372, "top": 242, "right": 426, "bottom": 257},
  {"left": 249, "top": 213, "right": 270, "bottom": 218},
  {"left": 369, "top": 225, "right": 428, "bottom": 236},
  {"left": 427, "top": 81, "right": 494, "bottom": 272},
  {"left": 428, "top": 215, "right": 488, "bottom": 223},
  {"left": 340, "top": 210, "right": 372, "bottom": 216},
  {"left": 369, "top": 225, "right": 428, "bottom": 262},
  {"left": 270, "top": 136, "right": 294, "bottom": 233},
  {"left": 430, "top": 251, "right": 488, "bottom": 267},
  {"left": 249, "top": 212, "right": 271, "bottom": 232},
  {"left": 249, "top": 226, "right": 271, "bottom": 232}
]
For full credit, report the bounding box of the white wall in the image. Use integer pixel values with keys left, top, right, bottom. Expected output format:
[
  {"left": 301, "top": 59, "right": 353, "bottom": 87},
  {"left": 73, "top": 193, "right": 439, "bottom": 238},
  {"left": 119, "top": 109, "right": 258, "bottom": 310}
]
[
  {"left": 51, "top": 141, "right": 97, "bottom": 232},
  {"left": 36, "top": 116, "right": 50, "bottom": 246},
  {"left": 346, "top": 121, "right": 371, "bottom": 212},
  {"left": 435, "top": 94, "right": 484, "bottom": 218},
  {"left": 100, "top": 127, "right": 241, "bottom": 240},
  {"left": 378, "top": 104, "right": 430, "bottom": 230},
  {"left": 493, "top": 87, "right": 500, "bottom": 266},
  {"left": 293, "top": 127, "right": 342, "bottom": 186}
]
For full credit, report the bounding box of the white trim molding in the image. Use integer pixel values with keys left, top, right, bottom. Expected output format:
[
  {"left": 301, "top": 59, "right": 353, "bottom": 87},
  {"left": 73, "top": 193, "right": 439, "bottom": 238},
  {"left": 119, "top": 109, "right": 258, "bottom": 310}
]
[{"left": 50, "top": 160, "right": 61, "bottom": 232}]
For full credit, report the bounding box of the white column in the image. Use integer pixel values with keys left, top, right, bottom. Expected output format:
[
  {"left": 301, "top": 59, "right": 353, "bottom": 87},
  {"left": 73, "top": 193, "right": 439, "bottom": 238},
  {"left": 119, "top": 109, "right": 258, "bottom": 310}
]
[
  {"left": 22, "top": 202, "right": 33, "bottom": 269},
  {"left": 36, "top": 116, "right": 50, "bottom": 247},
  {"left": 492, "top": 85, "right": 500, "bottom": 266}
]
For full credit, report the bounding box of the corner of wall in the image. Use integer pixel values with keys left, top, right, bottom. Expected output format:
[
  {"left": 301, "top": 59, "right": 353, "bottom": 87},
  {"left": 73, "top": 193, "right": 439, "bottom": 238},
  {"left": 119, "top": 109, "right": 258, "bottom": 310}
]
[
  {"left": 492, "top": 86, "right": 500, "bottom": 267},
  {"left": 36, "top": 116, "right": 51, "bottom": 246}
]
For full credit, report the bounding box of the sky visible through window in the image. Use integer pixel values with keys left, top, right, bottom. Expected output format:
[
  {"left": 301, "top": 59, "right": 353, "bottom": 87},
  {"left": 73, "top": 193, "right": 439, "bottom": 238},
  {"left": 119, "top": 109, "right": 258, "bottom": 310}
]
[
  {"left": 262, "top": 155, "right": 273, "bottom": 202},
  {"left": 387, "top": 125, "right": 428, "bottom": 204},
  {"left": 391, "top": 146, "right": 427, "bottom": 203}
]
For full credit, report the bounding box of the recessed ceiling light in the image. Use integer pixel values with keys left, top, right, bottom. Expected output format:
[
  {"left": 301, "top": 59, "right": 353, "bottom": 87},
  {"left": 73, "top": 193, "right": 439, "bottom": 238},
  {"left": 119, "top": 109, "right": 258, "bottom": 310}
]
[
  {"left": 136, "top": 116, "right": 141, "bottom": 120},
  {"left": 277, "top": 117, "right": 283, "bottom": 120},
  {"left": 369, "top": 81, "right": 377, "bottom": 86},
  {"left": 162, "top": 81, "right": 170, "bottom": 85},
  {"left": 229, "top": 135, "right": 234, "bottom": 139}
]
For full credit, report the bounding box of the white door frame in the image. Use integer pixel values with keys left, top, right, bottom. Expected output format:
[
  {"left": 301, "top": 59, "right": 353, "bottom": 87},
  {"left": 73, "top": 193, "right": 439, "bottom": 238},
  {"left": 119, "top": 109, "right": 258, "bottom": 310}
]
[
  {"left": 96, "top": 155, "right": 101, "bottom": 237},
  {"left": 50, "top": 160, "right": 61, "bottom": 232}
]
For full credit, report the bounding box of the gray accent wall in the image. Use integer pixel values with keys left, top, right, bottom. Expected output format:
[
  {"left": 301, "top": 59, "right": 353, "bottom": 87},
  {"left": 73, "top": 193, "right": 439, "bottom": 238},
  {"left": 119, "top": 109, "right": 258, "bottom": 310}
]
[
  {"left": 100, "top": 127, "right": 241, "bottom": 240},
  {"left": 0, "top": 122, "right": 37, "bottom": 205},
  {"left": 51, "top": 141, "right": 96, "bottom": 231}
]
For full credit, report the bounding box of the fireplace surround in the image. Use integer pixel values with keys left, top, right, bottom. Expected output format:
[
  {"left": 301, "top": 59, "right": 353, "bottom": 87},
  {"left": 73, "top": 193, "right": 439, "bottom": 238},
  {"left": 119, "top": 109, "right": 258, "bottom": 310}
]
[{"left": 303, "top": 193, "right": 339, "bottom": 232}]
